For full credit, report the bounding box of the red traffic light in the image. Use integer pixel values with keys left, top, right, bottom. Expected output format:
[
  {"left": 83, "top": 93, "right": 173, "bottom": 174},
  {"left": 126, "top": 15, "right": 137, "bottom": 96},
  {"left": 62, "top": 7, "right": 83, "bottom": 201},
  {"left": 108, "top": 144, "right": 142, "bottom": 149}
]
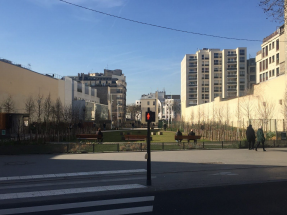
[{"left": 146, "top": 113, "right": 150, "bottom": 120}]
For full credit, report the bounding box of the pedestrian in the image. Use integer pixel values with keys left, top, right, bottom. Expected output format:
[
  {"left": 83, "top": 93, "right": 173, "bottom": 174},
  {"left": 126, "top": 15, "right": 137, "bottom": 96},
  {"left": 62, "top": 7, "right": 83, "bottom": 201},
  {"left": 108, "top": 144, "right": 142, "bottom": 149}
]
[
  {"left": 97, "top": 128, "right": 104, "bottom": 143},
  {"left": 246, "top": 124, "right": 255, "bottom": 150},
  {"left": 163, "top": 123, "right": 167, "bottom": 131},
  {"left": 255, "top": 126, "right": 266, "bottom": 151},
  {"left": 188, "top": 128, "right": 196, "bottom": 144},
  {"left": 103, "top": 122, "right": 106, "bottom": 131},
  {"left": 175, "top": 129, "right": 182, "bottom": 143}
]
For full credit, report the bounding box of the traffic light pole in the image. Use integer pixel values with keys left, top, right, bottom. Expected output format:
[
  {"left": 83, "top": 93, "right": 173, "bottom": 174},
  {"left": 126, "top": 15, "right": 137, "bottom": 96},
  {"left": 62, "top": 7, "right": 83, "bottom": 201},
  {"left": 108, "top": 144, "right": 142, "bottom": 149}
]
[{"left": 146, "top": 121, "right": 151, "bottom": 186}]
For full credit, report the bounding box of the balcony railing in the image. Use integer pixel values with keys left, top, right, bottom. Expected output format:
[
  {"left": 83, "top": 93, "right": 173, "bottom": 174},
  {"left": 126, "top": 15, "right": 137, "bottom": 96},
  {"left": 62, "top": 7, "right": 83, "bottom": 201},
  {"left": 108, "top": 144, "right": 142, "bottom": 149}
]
[
  {"left": 214, "top": 63, "right": 222, "bottom": 65},
  {"left": 227, "top": 74, "right": 237, "bottom": 77},
  {"left": 189, "top": 64, "right": 197, "bottom": 67},
  {"left": 189, "top": 71, "right": 197, "bottom": 73},
  {"left": 214, "top": 76, "right": 222, "bottom": 79},
  {"left": 227, "top": 67, "right": 237, "bottom": 71},
  {"left": 214, "top": 56, "right": 222, "bottom": 58},
  {"left": 227, "top": 61, "right": 237, "bottom": 64},
  {"left": 189, "top": 91, "right": 197, "bottom": 94},
  {"left": 202, "top": 84, "right": 209, "bottom": 86},
  {"left": 189, "top": 78, "right": 197, "bottom": 80},
  {"left": 227, "top": 82, "right": 237, "bottom": 85},
  {"left": 214, "top": 83, "right": 222, "bottom": 85},
  {"left": 189, "top": 84, "right": 197, "bottom": 86},
  {"left": 189, "top": 98, "right": 197, "bottom": 100},
  {"left": 227, "top": 89, "right": 237, "bottom": 91},
  {"left": 189, "top": 58, "right": 197, "bottom": 61},
  {"left": 227, "top": 53, "right": 237, "bottom": 56},
  {"left": 214, "top": 90, "right": 221, "bottom": 92},
  {"left": 240, "top": 74, "right": 245, "bottom": 76}
]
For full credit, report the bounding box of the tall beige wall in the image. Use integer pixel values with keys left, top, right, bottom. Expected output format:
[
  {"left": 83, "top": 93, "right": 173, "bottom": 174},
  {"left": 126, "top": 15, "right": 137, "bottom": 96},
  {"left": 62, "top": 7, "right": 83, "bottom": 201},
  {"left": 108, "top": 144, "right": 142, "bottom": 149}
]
[
  {"left": 0, "top": 61, "right": 65, "bottom": 113},
  {"left": 182, "top": 75, "right": 285, "bottom": 129}
]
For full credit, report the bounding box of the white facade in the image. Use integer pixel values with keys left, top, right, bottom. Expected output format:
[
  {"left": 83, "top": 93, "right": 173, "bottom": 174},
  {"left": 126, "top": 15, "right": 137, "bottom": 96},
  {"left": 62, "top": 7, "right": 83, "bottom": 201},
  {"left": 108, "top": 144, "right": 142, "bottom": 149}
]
[{"left": 181, "top": 48, "right": 247, "bottom": 108}]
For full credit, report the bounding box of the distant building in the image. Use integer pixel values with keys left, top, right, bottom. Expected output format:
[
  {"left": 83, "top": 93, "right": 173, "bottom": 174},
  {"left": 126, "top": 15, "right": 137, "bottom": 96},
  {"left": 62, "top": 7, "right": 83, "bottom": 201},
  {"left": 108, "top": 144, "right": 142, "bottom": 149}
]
[
  {"left": 247, "top": 58, "right": 256, "bottom": 89},
  {"left": 68, "top": 69, "right": 127, "bottom": 127},
  {"left": 181, "top": 47, "right": 247, "bottom": 108},
  {"left": 255, "top": 25, "right": 285, "bottom": 83}
]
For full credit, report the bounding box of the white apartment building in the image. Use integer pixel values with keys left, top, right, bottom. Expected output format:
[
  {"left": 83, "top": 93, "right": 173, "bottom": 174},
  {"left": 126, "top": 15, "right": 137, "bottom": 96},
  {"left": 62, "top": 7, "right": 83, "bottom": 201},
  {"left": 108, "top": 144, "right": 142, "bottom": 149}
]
[
  {"left": 181, "top": 48, "right": 247, "bottom": 108},
  {"left": 256, "top": 25, "right": 285, "bottom": 83}
]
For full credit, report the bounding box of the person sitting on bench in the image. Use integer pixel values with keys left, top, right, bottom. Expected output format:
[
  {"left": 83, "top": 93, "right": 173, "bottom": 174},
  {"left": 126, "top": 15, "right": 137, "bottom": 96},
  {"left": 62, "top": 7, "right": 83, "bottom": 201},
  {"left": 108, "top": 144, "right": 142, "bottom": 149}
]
[
  {"left": 188, "top": 128, "right": 196, "bottom": 144},
  {"left": 175, "top": 129, "right": 182, "bottom": 143}
]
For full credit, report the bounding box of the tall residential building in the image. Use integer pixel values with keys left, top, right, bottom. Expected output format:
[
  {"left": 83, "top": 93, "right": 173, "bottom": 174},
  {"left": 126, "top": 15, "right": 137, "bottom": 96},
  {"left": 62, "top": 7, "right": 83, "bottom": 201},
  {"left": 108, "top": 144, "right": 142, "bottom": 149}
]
[
  {"left": 181, "top": 48, "right": 247, "bottom": 108},
  {"left": 247, "top": 58, "right": 256, "bottom": 89},
  {"left": 255, "top": 25, "right": 285, "bottom": 84},
  {"left": 69, "top": 69, "right": 127, "bottom": 126}
]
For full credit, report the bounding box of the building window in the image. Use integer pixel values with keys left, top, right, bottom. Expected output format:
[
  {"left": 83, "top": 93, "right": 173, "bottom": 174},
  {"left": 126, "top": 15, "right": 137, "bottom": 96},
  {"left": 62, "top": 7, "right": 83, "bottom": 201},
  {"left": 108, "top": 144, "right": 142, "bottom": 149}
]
[
  {"left": 240, "top": 50, "right": 245, "bottom": 55},
  {"left": 214, "top": 53, "right": 219, "bottom": 58},
  {"left": 265, "top": 45, "right": 268, "bottom": 56},
  {"left": 272, "top": 42, "right": 274, "bottom": 49},
  {"left": 269, "top": 44, "right": 271, "bottom": 50},
  {"left": 269, "top": 57, "right": 271, "bottom": 64},
  {"left": 263, "top": 73, "right": 265, "bottom": 81},
  {"left": 276, "top": 67, "right": 279, "bottom": 76},
  {"left": 240, "top": 57, "right": 245, "bottom": 62},
  {"left": 263, "top": 61, "right": 265, "bottom": 70},
  {"left": 260, "top": 74, "right": 262, "bottom": 82},
  {"left": 153, "top": 101, "right": 155, "bottom": 105},
  {"left": 276, "top": 39, "right": 279, "bottom": 50},
  {"left": 202, "top": 55, "right": 204, "bottom": 59},
  {"left": 250, "top": 75, "right": 256, "bottom": 81},
  {"left": 269, "top": 70, "right": 271, "bottom": 77},
  {"left": 265, "top": 59, "right": 268, "bottom": 69},
  {"left": 276, "top": 53, "right": 279, "bottom": 65},
  {"left": 266, "top": 72, "right": 268, "bottom": 80},
  {"left": 260, "top": 62, "right": 262, "bottom": 71},
  {"left": 147, "top": 101, "right": 150, "bottom": 105},
  {"left": 240, "top": 85, "right": 245, "bottom": 91},
  {"left": 272, "top": 55, "right": 274, "bottom": 63},
  {"left": 272, "top": 69, "right": 275, "bottom": 76}
]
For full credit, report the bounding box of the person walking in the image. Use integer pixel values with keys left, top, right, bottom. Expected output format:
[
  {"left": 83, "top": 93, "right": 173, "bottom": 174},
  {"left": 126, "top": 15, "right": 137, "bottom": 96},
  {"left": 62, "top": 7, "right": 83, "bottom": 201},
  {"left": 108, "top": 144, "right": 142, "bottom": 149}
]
[
  {"left": 255, "top": 126, "right": 266, "bottom": 151},
  {"left": 103, "top": 122, "right": 106, "bottom": 131},
  {"left": 246, "top": 124, "right": 255, "bottom": 150},
  {"left": 97, "top": 128, "right": 104, "bottom": 143}
]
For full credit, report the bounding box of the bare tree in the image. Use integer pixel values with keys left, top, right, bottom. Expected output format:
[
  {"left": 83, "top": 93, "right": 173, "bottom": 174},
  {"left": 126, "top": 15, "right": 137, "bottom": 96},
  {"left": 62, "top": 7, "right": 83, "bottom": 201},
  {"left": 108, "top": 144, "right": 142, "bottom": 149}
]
[
  {"left": 256, "top": 96, "right": 276, "bottom": 131},
  {"left": 54, "top": 98, "right": 63, "bottom": 124},
  {"left": 62, "top": 105, "right": 72, "bottom": 123},
  {"left": 44, "top": 93, "right": 52, "bottom": 123},
  {"left": 259, "top": 0, "right": 286, "bottom": 23},
  {"left": 126, "top": 104, "right": 141, "bottom": 120},
  {"left": 36, "top": 94, "right": 44, "bottom": 122},
  {"left": 241, "top": 94, "right": 255, "bottom": 122},
  {"left": 2, "top": 95, "right": 15, "bottom": 113},
  {"left": 25, "top": 96, "right": 35, "bottom": 122},
  {"left": 189, "top": 109, "right": 195, "bottom": 124},
  {"left": 225, "top": 102, "right": 231, "bottom": 126}
]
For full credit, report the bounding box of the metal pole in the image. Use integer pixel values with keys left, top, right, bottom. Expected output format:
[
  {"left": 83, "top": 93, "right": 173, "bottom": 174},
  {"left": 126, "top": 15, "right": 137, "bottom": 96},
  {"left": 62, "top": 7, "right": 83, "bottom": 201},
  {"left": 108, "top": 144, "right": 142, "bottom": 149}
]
[
  {"left": 147, "top": 120, "right": 151, "bottom": 186},
  {"left": 117, "top": 104, "right": 119, "bottom": 129}
]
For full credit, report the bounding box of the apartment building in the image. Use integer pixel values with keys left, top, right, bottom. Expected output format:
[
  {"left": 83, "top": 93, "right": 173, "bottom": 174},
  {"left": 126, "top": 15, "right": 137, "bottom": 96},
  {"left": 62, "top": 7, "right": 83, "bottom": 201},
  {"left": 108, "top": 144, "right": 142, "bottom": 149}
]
[
  {"left": 181, "top": 48, "right": 247, "bottom": 108},
  {"left": 255, "top": 25, "right": 285, "bottom": 84},
  {"left": 247, "top": 58, "right": 256, "bottom": 89},
  {"left": 69, "top": 69, "right": 127, "bottom": 126}
]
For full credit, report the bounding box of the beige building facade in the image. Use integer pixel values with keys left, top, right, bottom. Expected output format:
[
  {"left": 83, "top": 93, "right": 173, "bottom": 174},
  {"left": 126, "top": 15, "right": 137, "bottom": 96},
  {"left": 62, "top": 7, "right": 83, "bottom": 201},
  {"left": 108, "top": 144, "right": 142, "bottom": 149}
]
[
  {"left": 181, "top": 48, "right": 247, "bottom": 110},
  {"left": 181, "top": 75, "right": 285, "bottom": 131},
  {"left": 256, "top": 25, "right": 285, "bottom": 84}
]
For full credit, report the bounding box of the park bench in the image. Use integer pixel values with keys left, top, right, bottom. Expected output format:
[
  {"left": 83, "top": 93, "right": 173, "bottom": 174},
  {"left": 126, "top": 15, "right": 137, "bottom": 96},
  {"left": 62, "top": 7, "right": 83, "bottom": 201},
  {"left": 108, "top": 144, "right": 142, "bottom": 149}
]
[
  {"left": 76, "top": 134, "right": 103, "bottom": 142},
  {"left": 175, "top": 135, "right": 201, "bottom": 143},
  {"left": 124, "top": 135, "right": 151, "bottom": 141}
]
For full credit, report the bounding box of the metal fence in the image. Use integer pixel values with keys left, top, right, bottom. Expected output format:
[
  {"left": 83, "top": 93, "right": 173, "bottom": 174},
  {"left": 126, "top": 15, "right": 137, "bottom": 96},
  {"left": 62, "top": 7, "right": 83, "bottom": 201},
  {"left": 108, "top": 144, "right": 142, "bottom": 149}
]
[{"left": 1, "top": 140, "right": 287, "bottom": 155}]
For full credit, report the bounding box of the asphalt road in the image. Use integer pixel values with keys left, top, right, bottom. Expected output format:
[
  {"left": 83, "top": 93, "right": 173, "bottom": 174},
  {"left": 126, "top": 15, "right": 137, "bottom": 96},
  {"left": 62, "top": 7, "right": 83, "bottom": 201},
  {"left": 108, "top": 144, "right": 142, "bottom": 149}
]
[{"left": 1, "top": 181, "right": 287, "bottom": 214}]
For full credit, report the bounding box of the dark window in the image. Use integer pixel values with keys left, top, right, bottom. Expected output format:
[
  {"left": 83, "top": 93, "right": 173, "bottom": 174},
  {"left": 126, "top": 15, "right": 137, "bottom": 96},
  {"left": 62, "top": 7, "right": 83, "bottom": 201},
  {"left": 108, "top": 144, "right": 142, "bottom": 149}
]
[
  {"left": 276, "top": 39, "right": 279, "bottom": 50},
  {"left": 250, "top": 75, "right": 256, "bottom": 81},
  {"left": 240, "top": 50, "right": 245, "bottom": 55}
]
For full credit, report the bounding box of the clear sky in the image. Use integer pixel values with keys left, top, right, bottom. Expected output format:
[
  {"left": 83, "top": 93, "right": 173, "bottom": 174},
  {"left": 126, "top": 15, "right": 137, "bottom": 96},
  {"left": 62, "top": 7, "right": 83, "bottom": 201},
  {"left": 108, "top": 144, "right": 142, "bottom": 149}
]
[{"left": 0, "top": 0, "right": 282, "bottom": 104}]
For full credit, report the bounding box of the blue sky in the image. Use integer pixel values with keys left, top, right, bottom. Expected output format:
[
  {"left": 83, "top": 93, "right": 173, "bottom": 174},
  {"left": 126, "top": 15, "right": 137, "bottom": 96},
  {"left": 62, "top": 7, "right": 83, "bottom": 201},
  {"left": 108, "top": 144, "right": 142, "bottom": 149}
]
[{"left": 0, "top": 0, "right": 282, "bottom": 104}]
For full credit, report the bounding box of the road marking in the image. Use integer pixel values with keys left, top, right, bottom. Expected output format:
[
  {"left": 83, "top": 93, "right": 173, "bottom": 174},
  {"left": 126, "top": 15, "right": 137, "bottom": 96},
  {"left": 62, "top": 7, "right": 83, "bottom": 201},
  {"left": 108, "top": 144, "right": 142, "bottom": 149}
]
[
  {"left": 0, "top": 184, "right": 146, "bottom": 200},
  {"left": 211, "top": 172, "right": 238, "bottom": 176},
  {"left": 0, "top": 176, "right": 157, "bottom": 190},
  {"left": 63, "top": 206, "right": 154, "bottom": 215},
  {"left": 0, "top": 169, "right": 147, "bottom": 182},
  {"left": 0, "top": 196, "right": 154, "bottom": 215}
]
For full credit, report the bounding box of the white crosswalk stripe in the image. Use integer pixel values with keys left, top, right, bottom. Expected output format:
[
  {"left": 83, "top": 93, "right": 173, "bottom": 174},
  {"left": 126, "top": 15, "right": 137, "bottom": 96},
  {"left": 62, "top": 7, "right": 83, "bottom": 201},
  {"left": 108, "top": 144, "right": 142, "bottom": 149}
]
[
  {"left": 0, "top": 169, "right": 147, "bottom": 182},
  {"left": 0, "top": 196, "right": 155, "bottom": 215},
  {"left": 0, "top": 184, "right": 146, "bottom": 200}
]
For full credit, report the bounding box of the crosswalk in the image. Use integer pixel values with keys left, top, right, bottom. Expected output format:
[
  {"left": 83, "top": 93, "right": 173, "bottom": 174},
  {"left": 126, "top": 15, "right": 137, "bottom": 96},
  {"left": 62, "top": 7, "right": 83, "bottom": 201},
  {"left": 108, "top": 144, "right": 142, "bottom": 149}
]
[
  {"left": 0, "top": 196, "right": 155, "bottom": 215},
  {"left": 0, "top": 169, "right": 155, "bottom": 214}
]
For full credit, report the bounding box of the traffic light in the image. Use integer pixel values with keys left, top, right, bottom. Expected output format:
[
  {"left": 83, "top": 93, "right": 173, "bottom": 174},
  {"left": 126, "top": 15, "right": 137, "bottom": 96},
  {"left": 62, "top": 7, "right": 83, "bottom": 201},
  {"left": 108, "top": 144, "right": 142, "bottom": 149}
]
[{"left": 145, "top": 111, "right": 155, "bottom": 122}]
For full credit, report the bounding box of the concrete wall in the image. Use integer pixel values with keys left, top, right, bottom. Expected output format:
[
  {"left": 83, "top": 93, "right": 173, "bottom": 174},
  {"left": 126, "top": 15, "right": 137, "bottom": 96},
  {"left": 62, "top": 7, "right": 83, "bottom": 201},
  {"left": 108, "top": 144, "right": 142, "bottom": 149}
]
[
  {"left": 182, "top": 75, "right": 285, "bottom": 130},
  {"left": 0, "top": 61, "right": 65, "bottom": 113}
]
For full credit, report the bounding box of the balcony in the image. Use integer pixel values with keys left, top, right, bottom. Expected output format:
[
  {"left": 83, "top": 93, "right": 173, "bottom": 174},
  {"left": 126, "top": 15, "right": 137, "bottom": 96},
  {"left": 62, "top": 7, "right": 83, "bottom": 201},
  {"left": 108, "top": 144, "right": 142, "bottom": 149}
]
[
  {"left": 189, "top": 71, "right": 197, "bottom": 73},
  {"left": 214, "top": 56, "right": 222, "bottom": 58},
  {"left": 240, "top": 74, "right": 245, "bottom": 76},
  {"left": 227, "top": 82, "right": 237, "bottom": 85},
  {"left": 189, "top": 78, "right": 197, "bottom": 80},
  {"left": 227, "top": 53, "right": 237, "bottom": 56},
  {"left": 214, "top": 83, "right": 221, "bottom": 85},
  {"left": 202, "top": 91, "right": 209, "bottom": 93},
  {"left": 214, "top": 90, "right": 221, "bottom": 92},
  {"left": 189, "top": 58, "right": 197, "bottom": 61},
  {"left": 189, "top": 64, "right": 197, "bottom": 67},
  {"left": 189, "top": 84, "right": 197, "bottom": 86},
  {"left": 201, "top": 84, "right": 209, "bottom": 86},
  {"left": 227, "top": 74, "right": 237, "bottom": 77},
  {"left": 227, "top": 67, "right": 237, "bottom": 71},
  {"left": 202, "top": 64, "right": 209, "bottom": 67},
  {"left": 189, "top": 98, "right": 197, "bottom": 100},
  {"left": 189, "top": 91, "right": 197, "bottom": 94},
  {"left": 214, "top": 63, "right": 222, "bottom": 65},
  {"left": 214, "top": 76, "right": 222, "bottom": 79},
  {"left": 227, "top": 89, "right": 237, "bottom": 92},
  {"left": 227, "top": 61, "right": 237, "bottom": 64}
]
